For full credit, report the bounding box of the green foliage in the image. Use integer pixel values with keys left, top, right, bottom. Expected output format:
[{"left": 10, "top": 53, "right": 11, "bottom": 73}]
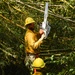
[{"left": 0, "top": 0, "right": 75, "bottom": 75}]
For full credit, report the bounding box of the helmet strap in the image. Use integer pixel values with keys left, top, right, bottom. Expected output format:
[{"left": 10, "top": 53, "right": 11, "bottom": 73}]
[{"left": 34, "top": 68, "right": 36, "bottom": 73}]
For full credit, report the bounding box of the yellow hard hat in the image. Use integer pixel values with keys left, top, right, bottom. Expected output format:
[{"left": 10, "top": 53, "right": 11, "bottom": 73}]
[
  {"left": 25, "top": 17, "right": 35, "bottom": 26},
  {"left": 32, "top": 58, "right": 45, "bottom": 68}
]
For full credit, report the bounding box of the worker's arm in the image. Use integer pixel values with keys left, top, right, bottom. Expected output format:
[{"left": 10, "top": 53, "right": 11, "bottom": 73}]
[
  {"left": 35, "top": 29, "right": 44, "bottom": 39},
  {"left": 27, "top": 33, "right": 45, "bottom": 49}
]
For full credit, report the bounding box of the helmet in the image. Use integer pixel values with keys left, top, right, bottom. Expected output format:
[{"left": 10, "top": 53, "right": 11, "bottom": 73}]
[
  {"left": 25, "top": 17, "right": 35, "bottom": 26},
  {"left": 32, "top": 58, "right": 45, "bottom": 68}
]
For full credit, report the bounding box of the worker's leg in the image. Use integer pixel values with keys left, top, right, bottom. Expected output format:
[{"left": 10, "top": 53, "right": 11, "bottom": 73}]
[{"left": 25, "top": 54, "right": 36, "bottom": 74}]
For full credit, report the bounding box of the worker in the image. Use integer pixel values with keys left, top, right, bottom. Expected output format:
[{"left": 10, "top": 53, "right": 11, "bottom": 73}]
[
  {"left": 24, "top": 17, "right": 45, "bottom": 73},
  {"left": 32, "top": 57, "right": 46, "bottom": 75}
]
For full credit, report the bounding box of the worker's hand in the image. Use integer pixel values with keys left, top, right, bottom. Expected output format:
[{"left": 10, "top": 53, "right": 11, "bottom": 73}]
[
  {"left": 39, "top": 29, "right": 44, "bottom": 35},
  {"left": 40, "top": 33, "right": 45, "bottom": 40}
]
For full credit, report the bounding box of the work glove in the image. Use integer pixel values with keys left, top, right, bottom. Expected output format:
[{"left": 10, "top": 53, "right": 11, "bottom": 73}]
[{"left": 40, "top": 33, "right": 45, "bottom": 41}]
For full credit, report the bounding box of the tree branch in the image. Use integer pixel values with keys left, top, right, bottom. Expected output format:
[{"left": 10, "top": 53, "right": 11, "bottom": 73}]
[
  {"left": 24, "top": 4, "right": 75, "bottom": 23},
  {"left": 0, "top": 48, "right": 17, "bottom": 58},
  {"left": 61, "top": 0, "right": 74, "bottom": 9},
  {"left": 6, "top": 25, "right": 24, "bottom": 44},
  {"left": 0, "top": 43, "right": 17, "bottom": 58},
  {"left": 0, "top": 14, "right": 25, "bottom": 30}
]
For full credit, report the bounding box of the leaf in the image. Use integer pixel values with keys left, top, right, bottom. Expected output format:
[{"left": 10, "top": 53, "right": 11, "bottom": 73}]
[
  {"left": 63, "top": 25, "right": 67, "bottom": 30},
  {"left": 53, "top": 33, "right": 57, "bottom": 38},
  {"left": 69, "top": 68, "right": 74, "bottom": 72},
  {"left": 19, "top": 44, "right": 23, "bottom": 48},
  {"left": 50, "top": 55, "right": 54, "bottom": 61}
]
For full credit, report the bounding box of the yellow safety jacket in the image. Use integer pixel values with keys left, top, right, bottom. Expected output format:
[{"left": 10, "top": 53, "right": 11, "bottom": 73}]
[{"left": 24, "top": 29, "right": 43, "bottom": 54}]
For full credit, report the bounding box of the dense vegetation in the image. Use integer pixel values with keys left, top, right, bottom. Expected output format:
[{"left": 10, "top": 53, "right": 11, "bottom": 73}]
[{"left": 0, "top": 0, "right": 75, "bottom": 75}]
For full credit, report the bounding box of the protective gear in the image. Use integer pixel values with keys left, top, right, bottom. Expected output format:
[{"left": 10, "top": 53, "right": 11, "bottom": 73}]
[
  {"left": 25, "top": 17, "right": 35, "bottom": 26},
  {"left": 25, "top": 29, "right": 43, "bottom": 54},
  {"left": 25, "top": 54, "right": 36, "bottom": 69},
  {"left": 32, "top": 58, "right": 45, "bottom": 68},
  {"left": 40, "top": 33, "right": 45, "bottom": 41}
]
